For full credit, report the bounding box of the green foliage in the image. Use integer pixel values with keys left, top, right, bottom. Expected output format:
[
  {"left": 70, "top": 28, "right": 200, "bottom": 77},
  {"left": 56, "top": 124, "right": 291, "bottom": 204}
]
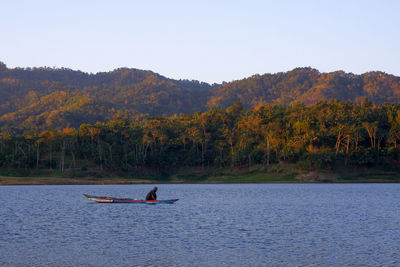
[
  {"left": 0, "top": 100, "right": 400, "bottom": 174},
  {"left": 2, "top": 63, "right": 400, "bottom": 175},
  {"left": 297, "top": 152, "right": 333, "bottom": 171}
]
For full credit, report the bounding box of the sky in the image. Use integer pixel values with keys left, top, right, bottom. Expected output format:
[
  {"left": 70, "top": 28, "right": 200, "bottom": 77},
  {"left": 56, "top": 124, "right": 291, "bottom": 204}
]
[{"left": 1, "top": 0, "right": 400, "bottom": 84}]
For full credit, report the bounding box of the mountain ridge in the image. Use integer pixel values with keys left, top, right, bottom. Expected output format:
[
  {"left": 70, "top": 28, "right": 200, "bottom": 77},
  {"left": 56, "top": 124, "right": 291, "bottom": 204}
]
[{"left": 1, "top": 61, "right": 400, "bottom": 131}]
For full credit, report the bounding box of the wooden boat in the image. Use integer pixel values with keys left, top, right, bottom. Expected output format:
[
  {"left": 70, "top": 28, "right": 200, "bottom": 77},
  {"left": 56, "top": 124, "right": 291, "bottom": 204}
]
[{"left": 83, "top": 194, "right": 179, "bottom": 204}]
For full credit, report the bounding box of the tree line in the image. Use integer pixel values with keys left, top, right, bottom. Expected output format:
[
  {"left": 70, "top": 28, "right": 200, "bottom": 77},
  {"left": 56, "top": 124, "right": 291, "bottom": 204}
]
[{"left": 1, "top": 99, "right": 400, "bottom": 173}]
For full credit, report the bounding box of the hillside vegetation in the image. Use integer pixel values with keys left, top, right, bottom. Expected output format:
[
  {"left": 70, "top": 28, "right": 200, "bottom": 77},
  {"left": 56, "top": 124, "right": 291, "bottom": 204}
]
[
  {"left": 1, "top": 62, "right": 400, "bottom": 131},
  {"left": 1, "top": 62, "right": 400, "bottom": 180},
  {"left": 208, "top": 68, "right": 400, "bottom": 108},
  {"left": 0, "top": 62, "right": 212, "bottom": 131},
  {"left": 1, "top": 100, "right": 400, "bottom": 180}
]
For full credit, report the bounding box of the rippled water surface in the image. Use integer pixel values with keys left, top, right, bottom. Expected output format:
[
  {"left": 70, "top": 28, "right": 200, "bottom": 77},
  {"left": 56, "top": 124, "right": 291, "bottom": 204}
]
[{"left": 1, "top": 184, "right": 399, "bottom": 266}]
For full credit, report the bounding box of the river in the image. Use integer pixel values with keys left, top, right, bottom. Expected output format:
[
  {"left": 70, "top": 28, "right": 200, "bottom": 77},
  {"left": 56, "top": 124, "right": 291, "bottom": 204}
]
[{"left": 1, "top": 184, "right": 399, "bottom": 266}]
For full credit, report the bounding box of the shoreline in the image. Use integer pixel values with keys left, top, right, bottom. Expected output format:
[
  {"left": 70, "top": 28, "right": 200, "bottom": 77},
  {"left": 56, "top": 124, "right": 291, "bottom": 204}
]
[
  {"left": 1, "top": 174, "right": 400, "bottom": 186},
  {"left": 1, "top": 164, "right": 400, "bottom": 185},
  {"left": 2, "top": 180, "right": 400, "bottom": 186}
]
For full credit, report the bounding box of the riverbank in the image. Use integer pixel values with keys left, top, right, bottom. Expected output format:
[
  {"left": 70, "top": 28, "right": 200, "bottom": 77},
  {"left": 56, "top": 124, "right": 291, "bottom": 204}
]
[{"left": 1, "top": 164, "right": 400, "bottom": 185}]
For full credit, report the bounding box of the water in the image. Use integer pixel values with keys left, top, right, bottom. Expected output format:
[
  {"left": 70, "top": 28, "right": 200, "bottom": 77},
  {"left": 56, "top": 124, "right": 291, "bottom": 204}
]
[{"left": 0, "top": 184, "right": 399, "bottom": 266}]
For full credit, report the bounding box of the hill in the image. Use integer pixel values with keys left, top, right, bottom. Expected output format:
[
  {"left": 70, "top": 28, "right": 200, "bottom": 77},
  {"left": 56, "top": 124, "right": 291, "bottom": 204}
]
[
  {"left": 1, "top": 62, "right": 400, "bottom": 131},
  {"left": 0, "top": 62, "right": 213, "bottom": 131},
  {"left": 208, "top": 67, "right": 400, "bottom": 108}
]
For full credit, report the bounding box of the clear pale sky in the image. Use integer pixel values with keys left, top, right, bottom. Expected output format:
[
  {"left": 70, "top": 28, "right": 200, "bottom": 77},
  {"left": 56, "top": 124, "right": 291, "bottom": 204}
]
[{"left": 1, "top": 0, "right": 399, "bottom": 83}]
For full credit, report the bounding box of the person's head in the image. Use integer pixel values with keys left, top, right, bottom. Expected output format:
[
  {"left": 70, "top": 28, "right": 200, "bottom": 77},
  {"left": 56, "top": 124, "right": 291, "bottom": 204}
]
[{"left": 153, "top": 186, "right": 158, "bottom": 192}]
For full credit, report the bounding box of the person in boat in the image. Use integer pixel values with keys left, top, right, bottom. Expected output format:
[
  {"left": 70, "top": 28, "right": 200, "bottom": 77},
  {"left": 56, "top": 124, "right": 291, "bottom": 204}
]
[{"left": 145, "top": 186, "right": 158, "bottom": 201}]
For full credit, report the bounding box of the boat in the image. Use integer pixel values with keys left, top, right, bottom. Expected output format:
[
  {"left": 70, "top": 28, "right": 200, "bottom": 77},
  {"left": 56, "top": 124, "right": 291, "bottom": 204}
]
[{"left": 83, "top": 194, "right": 179, "bottom": 204}]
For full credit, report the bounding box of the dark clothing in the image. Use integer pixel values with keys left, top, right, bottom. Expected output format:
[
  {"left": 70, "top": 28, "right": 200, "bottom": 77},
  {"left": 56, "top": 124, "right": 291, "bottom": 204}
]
[{"left": 145, "top": 187, "right": 158, "bottom": 201}]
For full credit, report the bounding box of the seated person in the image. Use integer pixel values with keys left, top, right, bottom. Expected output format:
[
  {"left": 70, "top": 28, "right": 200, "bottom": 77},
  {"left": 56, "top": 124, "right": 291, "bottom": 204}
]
[{"left": 145, "top": 186, "right": 158, "bottom": 201}]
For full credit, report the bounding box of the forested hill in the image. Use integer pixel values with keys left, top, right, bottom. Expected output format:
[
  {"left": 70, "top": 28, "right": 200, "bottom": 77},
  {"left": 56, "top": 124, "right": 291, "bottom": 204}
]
[
  {"left": 0, "top": 61, "right": 213, "bottom": 131},
  {"left": 1, "top": 61, "right": 400, "bottom": 131},
  {"left": 208, "top": 67, "right": 400, "bottom": 108}
]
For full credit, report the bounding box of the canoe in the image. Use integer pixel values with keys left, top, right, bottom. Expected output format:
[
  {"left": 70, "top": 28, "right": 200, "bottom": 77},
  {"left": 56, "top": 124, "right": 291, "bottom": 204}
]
[{"left": 83, "top": 194, "right": 179, "bottom": 204}]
